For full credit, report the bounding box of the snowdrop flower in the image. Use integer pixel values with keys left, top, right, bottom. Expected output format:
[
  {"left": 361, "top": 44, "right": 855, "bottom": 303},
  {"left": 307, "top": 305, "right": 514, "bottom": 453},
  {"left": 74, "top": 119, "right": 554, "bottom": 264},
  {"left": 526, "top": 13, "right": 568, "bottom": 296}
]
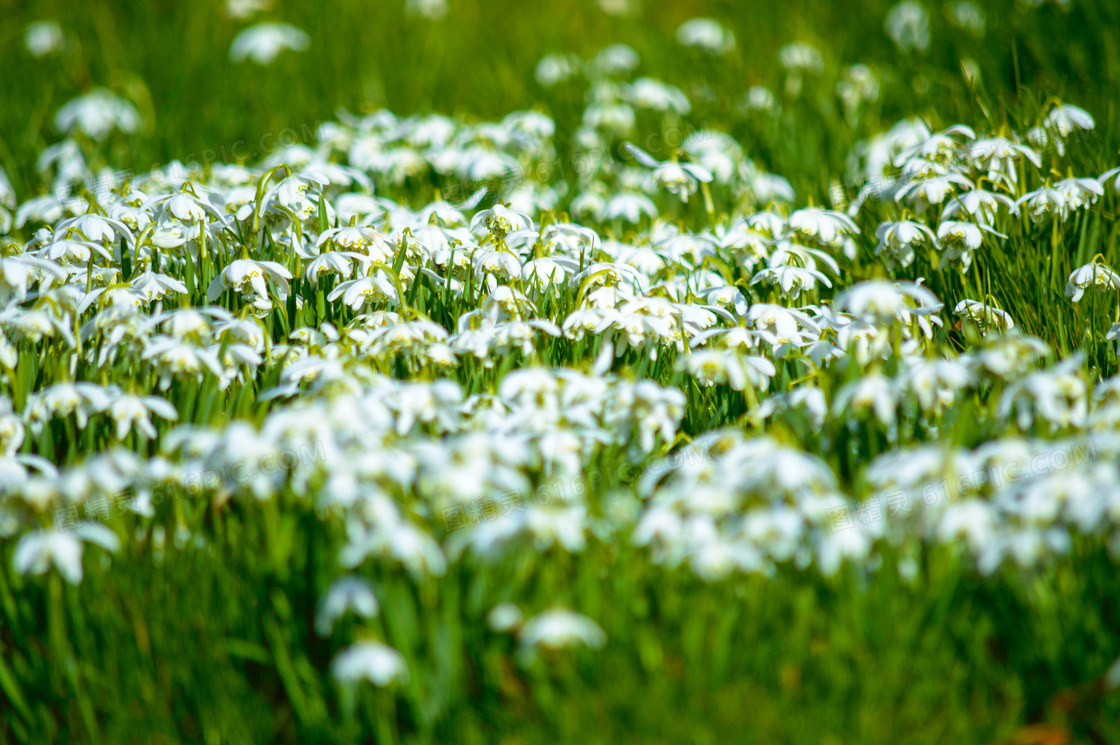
[
  {"left": 519, "top": 609, "right": 606, "bottom": 652},
  {"left": 747, "top": 304, "right": 821, "bottom": 345},
  {"left": 833, "top": 374, "right": 898, "bottom": 426},
  {"left": 885, "top": 2, "right": 931, "bottom": 52},
  {"left": 903, "top": 358, "right": 972, "bottom": 412},
  {"left": 25, "top": 21, "right": 64, "bottom": 57},
  {"left": 13, "top": 524, "right": 120, "bottom": 585},
  {"left": 54, "top": 89, "right": 140, "bottom": 141},
  {"left": 592, "top": 44, "right": 640, "bottom": 76},
  {"left": 1013, "top": 184, "right": 1066, "bottom": 222},
  {"left": 331, "top": 641, "right": 408, "bottom": 687},
  {"left": 896, "top": 171, "right": 973, "bottom": 209},
  {"left": 1065, "top": 262, "right": 1120, "bottom": 303},
  {"left": 1056, "top": 177, "right": 1104, "bottom": 212},
  {"left": 207, "top": 259, "right": 293, "bottom": 309},
  {"left": 230, "top": 23, "right": 309, "bottom": 64},
  {"left": 488, "top": 603, "right": 524, "bottom": 631},
  {"left": 0, "top": 255, "right": 66, "bottom": 303},
  {"left": 317, "top": 224, "right": 391, "bottom": 261},
  {"left": 779, "top": 43, "right": 824, "bottom": 74},
  {"left": 751, "top": 265, "right": 831, "bottom": 300},
  {"left": 936, "top": 220, "right": 1003, "bottom": 269},
  {"left": 626, "top": 78, "right": 691, "bottom": 115},
  {"left": 999, "top": 356, "right": 1087, "bottom": 431},
  {"left": 1044, "top": 104, "right": 1094, "bottom": 139},
  {"left": 969, "top": 137, "right": 1040, "bottom": 186},
  {"left": 622, "top": 144, "right": 712, "bottom": 203},
  {"left": 874, "top": 219, "right": 936, "bottom": 268},
  {"left": 941, "top": 188, "right": 1015, "bottom": 225},
  {"left": 405, "top": 0, "right": 448, "bottom": 19},
  {"left": 676, "top": 18, "right": 736, "bottom": 55},
  {"left": 835, "top": 280, "right": 943, "bottom": 326},
  {"left": 316, "top": 576, "right": 379, "bottom": 636},
  {"left": 946, "top": 1, "right": 986, "bottom": 35},
  {"left": 471, "top": 204, "right": 532, "bottom": 236},
  {"left": 328, "top": 269, "right": 401, "bottom": 310},
  {"left": 535, "top": 54, "right": 581, "bottom": 87},
  {"left": 225, "top": 0, "right": 273, "bottom": 19},
  {"left": 738, "top": 86, "right": 778, "bottom": 114},
  {"left": 305, "top": 252, "right": 363, "bottom": 282},
  {"left": 28, "top": 382, "right": 113, "bottom": 433},
  {"left": 130, "top": 271, "right": 189, "bottom": 303},
  {"left": 790, "top": 207, "right": 860, "bottom": 245},
  {"left": 57, "top": 212, "right": 134, "bottom": 247},
  {"left": 600, "top": 192, "right": 658, "bottom": 223},
  {"left": 837, "top": 65, "right": 881, "bottom": 117},
  {"left": 596, "top": 0, "right": 638, "bottom": 15},
  {"left": 108, "top": 394, "right": 178, "bottom": 439},
  {"left": 677, "top": 350, "right": 776, "bottom": 392}
]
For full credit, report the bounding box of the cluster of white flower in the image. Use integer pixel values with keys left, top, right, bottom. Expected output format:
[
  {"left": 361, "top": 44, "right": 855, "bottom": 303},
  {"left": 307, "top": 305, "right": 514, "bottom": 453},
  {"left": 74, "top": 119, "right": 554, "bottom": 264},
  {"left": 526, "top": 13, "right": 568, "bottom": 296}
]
[{"left": 4, "top": 27, "right": 1120, "bottom": 686}]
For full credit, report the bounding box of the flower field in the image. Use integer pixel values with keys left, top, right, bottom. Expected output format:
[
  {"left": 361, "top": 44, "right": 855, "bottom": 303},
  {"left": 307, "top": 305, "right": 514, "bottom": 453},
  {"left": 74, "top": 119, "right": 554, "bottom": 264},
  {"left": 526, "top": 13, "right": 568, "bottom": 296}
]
[{"left": 2, "top": 0, "right": 1120, "bottom": 742}]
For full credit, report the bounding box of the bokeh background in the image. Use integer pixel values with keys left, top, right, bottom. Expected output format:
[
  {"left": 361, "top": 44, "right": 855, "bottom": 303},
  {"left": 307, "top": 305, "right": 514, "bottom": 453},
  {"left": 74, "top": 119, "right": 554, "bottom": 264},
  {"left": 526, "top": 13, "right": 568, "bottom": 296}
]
[{"left": 2, "top": 0, "right": 1119, "bottom": 198}]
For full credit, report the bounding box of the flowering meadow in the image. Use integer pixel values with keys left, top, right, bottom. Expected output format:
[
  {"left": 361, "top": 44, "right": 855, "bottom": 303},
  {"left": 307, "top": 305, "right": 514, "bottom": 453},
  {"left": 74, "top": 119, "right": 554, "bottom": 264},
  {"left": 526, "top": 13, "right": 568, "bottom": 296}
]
[{"left": 2, "top": 0, "right": 1120, "bottom": 742}]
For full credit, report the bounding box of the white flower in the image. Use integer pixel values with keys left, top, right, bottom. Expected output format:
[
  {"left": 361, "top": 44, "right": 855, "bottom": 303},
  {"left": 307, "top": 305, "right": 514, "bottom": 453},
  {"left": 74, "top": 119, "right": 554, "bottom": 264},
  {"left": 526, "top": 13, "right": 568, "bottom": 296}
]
[
  {"left": 874, "top": 219, "right": 936, "bottom": 267},
  {"left": 488, "top": 603, "right": 524, "bottom": 631},
  {"left": 316, "top": 576, "right": 379, "bottom": 636},
  {"left": 1045, "top": 104, "right": 1094, "bottom": 138},
  {"left": 599, "top": 192, "right": 658, "bottom": 223},
  {"left": 1016, "top": 178, "right": 1101, "bottom": 222},
  {"left": 936, "top": 220, "right": 1004, "bottom": 269},
  {"left": 941, "top": 188, "right": 1014, "bottom": 225},
  {"left": 405, "top": 0, "right": 448, "bottom": 19},
  {"left": 0, "top": 255, "right": 66, "bottom": 303},
  {"left": 305, "top": 252, "right": 362, "bottom": 282},
  {"left": 750, "top": 265, "right": 831, "bottom": 299},
  {"left": 230, "top": 23, "right": 309, "bottom": 64},
  {"left": 677, "top": 350, "right": 776, "bottom": 392},
  {"left": 1065, "top": 263, "right": 1120, "bottom": 303},
  {"left": 998, "top": 356, "right": 1087, "bottom": 431},
  {"left": 318, "top": 224, "right": 391, "bottom": 258},
  {"left": 226, "top": 0, "right": 273, "bottom": 19},
  {"left": 622, "top": 143, "right": 712, "bottom": 203},
  {"left": 596, "top": 0, "right": 637, "bottom": 15},
  {"left": 739, "top": 86, "right": 778, "bottom": 114},
  {"left": 835, "top": 280, "right": 942, "bottom": 326},
  {"left": 13, "top": 524, "right": 120, "bottom": 584},
  {"left": 626, "top": 78, "right": 691, "bottom": 115},
  {"left": 969, "top": 137, "right": 1040, "bottom": 186},
  {"left": 519, "top": 609, "right": 606, "bottom": 651},
  {"left": 25, "top": 21, "right": 64, "bottom": 57},
  {"left": 779, "top": 43, "right": 824, "bottom": 74},
  {"left": 536, "top": 54, "right": 581, "bottom": 86},
  {"left": 470, "top": 204, "right": 532, "bottom": 236},
  {"left": 833, "top": 374, "right": 897, "bottom": 426},
  {"left": 54, "top": 89, "right": 140, "bottom": 141},
  {"left": 328, "top": 269, "right": 401, "bottom": 310},
  {"left": 131, "top": 271, "right": 188, "bottom": 302},
  {"left": 108, "top": 394, "right": 178, "bottom": 439},
  {"left": 885, "top": 1, "right": 931, "bottom": 52},
  {"left": 1056, "top": 177, "right": 1104, "bottom": 212},
  {"left": 592, "top": 44, "right": 640, "bottom": 76},
  {"left": 946, "top": 1, "right": 986, "bottom": 34},
  {"left": 331, "top": 641, "right": 408, "bottom": 687},
  {"left": 790, "top": 206, "right": 860, "bottom": 244},
  {"left": 207, "top": 259, "right": 293, "bottom": 304},
  {"left": 676, "top": 18, "right": 735, "bottom": 55}
]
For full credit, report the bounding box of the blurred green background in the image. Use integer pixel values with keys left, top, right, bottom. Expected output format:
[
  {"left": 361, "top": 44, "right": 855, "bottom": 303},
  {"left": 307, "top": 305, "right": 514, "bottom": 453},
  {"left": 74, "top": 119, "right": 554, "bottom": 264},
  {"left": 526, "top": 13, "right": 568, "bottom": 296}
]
[{"left": 2, "top": 0, "right": 1119, "bottom": 199}]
